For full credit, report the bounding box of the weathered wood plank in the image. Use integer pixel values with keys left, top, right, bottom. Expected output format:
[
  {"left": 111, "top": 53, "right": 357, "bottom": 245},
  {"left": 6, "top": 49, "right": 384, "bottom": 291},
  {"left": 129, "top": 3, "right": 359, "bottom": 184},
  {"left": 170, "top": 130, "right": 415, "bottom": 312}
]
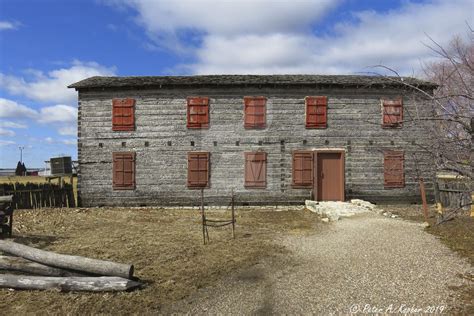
[
  {"left": 0, "top": 275, "right": 141, "bottom": 292},
  {"left": 0, "top": 241, "right": 133, "bottom": 279}
]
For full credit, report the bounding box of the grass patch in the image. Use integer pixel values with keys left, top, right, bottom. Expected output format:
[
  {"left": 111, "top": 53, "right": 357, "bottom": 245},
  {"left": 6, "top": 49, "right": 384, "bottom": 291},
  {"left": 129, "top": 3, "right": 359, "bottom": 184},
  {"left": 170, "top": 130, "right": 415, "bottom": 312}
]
[{"left": 0, "top": 207, "right": 322, "bottom": 315}]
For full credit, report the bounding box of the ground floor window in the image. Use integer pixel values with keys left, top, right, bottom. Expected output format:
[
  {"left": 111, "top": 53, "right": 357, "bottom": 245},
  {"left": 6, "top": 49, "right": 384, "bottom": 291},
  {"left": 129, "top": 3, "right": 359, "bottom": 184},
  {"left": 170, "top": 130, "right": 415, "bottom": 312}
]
[
  {"left": 112, "top": 152, "right": 136, "bottom": 190},
  {"left": 244, "top": 152, "right": 267, "bottom": 188},
  {"left": 187, "top": 152, "right": 210, "bottom": 188}
]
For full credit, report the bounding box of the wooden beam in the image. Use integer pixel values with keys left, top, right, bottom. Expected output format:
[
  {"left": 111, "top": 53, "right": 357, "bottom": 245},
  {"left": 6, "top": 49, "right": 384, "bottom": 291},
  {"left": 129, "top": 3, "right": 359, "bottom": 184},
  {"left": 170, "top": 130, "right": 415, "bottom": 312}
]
[
  {"left": 0, "top": 240, "right": 134, "bottom": 279},
  {"left": 0, "top": 275, "right": 141, "bottom": 292},
  {"left": 0, "top": 256, "right": 86, "bottom": 277}
]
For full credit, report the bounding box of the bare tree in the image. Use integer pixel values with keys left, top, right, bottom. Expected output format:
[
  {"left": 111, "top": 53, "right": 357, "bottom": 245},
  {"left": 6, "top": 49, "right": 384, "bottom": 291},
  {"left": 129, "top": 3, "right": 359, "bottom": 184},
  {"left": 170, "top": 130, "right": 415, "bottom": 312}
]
[
  {"left": 367, "top": 27, "right": 473, "bottom": 222},
  {"left": 422, "top": 31, "right": 473, "bottom": 180}
]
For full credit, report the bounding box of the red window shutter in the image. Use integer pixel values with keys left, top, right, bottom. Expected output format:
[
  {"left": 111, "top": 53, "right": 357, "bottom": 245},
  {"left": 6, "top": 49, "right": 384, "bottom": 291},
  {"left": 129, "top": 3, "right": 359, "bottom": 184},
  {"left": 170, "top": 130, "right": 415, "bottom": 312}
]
[
  {"left": 244, "top": 152, "right": 267, "bottom": 188},
  {"left": 382, "top": 98, "right": 403, "bottom": 128},
  {"left": 244, "top": 97, "right": 266, "bottom": 129},
  {"left": 187, "top": 152, "right": 210, "bottom": 187},
  {"left": 384, "top": 151, "right": 404, "bottom": 188},
  {"left": 113, "top": 152, "right": 135, "bottom": 190},
  {"left": 187, "top": 97, "right": 209, "bottom": 129},
  {"left": 306, "top": 96, "right": 327, "bottom": 128},
  {"left": 112, "top": 98, "right": 135, "bottom": 131},
  {"left": 292, "top": 151, "right": 313, "bottom": 187}
]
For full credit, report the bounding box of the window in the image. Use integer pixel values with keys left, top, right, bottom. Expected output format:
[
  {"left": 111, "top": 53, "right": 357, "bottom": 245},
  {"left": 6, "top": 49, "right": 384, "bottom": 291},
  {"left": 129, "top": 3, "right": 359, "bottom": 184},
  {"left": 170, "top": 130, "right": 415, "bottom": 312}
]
[
  {"left": 244, "top": 152, "right": 267, "bottom": 188},
  {"left": 112, "top": 98, "right": 135, "bottom": 131},
  {"left": 292, "top": 151, "right": 313, "bottom": 187},
  {"left": 306, "top": 96, "right": 327, "bottom": 128},
  {"left": 187, "top": 97, "right": 209, "bottom": 129},
  {"left": 244, "top": 96, "right": 266, "bottom": 129},
  {"left": 382, "top": 98, "right": 403, "bottom": 128},
  {"left": 187, "top": 152, "right": 210, "bottom": 188},
  {"left": 113, "top": 152, "right": 135, "bottom": 190},
  {"left": 384, "top": 151, "right": 404, "bottom": 188}
]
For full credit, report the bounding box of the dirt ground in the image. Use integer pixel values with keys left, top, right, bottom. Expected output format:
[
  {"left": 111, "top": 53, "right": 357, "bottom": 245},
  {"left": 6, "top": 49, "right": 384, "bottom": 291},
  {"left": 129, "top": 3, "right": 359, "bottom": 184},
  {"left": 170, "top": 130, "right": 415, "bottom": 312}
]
[
  {"left": 386, "top": 204, "right": 474, "bottom": 314},
  {"left": 0, "top": 206, "right": 323, "bottom": 315}
]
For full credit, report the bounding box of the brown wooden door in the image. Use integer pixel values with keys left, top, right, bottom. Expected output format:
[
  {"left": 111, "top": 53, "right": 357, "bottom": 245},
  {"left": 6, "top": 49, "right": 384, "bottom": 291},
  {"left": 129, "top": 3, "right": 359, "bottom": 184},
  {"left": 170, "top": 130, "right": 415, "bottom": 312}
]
[{"left": 315, "top": 152, "right": 344, "bottom": 201}]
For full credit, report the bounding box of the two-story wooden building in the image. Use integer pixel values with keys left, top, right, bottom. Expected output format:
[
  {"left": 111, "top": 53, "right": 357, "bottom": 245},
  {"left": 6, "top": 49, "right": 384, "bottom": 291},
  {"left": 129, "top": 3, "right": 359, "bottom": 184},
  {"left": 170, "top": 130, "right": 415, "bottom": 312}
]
[{"left": 69, "top": 75, "right": 437, "bottom": 206}]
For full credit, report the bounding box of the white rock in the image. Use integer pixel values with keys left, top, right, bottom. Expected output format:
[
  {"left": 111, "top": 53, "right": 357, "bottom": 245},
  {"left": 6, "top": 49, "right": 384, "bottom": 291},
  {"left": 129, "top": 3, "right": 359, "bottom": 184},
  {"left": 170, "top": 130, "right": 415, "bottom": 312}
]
[
  {"left": 321, "top": 218, "right": 330, "bottom": 223},
  {"left": 350, "top": 199, "right": 376, "bottom": 210},
  {"left": 305, "top": 199, "right": 376, "bottom": 221}
]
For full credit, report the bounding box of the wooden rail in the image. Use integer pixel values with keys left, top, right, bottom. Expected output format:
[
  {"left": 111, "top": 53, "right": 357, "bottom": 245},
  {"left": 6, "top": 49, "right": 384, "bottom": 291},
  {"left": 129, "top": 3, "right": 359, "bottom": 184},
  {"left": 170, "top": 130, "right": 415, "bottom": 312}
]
[
  {"left": 0, "top": 183, "right": 75, "bottom": 209},
  {"left": 435, "top": 178, "right": 471, "bottom": 211}
]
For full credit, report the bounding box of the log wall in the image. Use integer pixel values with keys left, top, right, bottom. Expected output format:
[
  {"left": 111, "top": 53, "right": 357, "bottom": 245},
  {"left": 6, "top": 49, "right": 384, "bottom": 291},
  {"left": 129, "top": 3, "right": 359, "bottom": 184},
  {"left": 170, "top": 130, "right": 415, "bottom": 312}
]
[{"left": 77, "top": 86, "right": 435, "bottom": 206}]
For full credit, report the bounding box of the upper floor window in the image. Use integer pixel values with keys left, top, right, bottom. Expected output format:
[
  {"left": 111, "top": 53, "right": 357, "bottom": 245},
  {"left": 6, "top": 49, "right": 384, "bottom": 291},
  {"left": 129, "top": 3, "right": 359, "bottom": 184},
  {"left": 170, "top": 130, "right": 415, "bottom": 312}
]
[
  {"left": 187, "top": 97, "right": 209, "bottom": 129},
  {"left": 244, "top": 96, "right": 266, "bottom": 129},
  {"left": 382, "top": 97, "right": 403, "bottom": 128},
  {"left": 112, "top": 98, "right": 135, "bottom": 131},
  {"left": 305, "top": 96, "right": 327, "bottom": 128}
]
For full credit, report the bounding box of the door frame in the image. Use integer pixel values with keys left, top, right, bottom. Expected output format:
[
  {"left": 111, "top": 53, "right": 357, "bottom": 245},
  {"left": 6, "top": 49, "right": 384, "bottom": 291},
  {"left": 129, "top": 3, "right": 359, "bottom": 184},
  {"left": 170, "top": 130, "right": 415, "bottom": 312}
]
[{"left": 313, "top": 149, "right": 345, "bottom": 201}]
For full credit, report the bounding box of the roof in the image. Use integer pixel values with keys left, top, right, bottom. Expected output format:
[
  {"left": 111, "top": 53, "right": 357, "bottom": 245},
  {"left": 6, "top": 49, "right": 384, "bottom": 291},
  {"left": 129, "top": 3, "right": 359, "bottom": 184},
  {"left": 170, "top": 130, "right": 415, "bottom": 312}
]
[{"left": 68, "top": 74, "right": 437, "bottom": 90}]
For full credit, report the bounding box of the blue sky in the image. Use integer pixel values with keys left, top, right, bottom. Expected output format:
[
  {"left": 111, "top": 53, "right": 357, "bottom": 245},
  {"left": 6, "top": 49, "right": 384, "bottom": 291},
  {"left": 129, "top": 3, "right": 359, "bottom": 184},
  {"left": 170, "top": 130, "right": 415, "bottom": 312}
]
[{"left": 0, "top": 0, "right": 472, "bottom": 168}]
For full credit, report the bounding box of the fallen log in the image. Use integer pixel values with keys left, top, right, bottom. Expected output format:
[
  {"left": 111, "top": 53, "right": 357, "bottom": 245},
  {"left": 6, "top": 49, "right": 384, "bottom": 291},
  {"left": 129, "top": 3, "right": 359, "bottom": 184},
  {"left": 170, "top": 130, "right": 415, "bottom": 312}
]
[
  {"left": 0, "top": 256, "right": 87, "bottom": 277},
  {"left": 0, "top": 274, "right": 141, "bottom": 292},
  {"left": 0, "top": 240, "right": 133, "bottom": 279}
]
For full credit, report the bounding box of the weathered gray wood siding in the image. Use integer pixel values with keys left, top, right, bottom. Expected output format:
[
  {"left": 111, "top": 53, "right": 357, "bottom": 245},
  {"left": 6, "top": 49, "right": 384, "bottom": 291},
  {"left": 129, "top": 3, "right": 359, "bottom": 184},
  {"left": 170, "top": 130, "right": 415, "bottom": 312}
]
[{"left": 77, "top": 86, "right": 435, "bottom": 206}]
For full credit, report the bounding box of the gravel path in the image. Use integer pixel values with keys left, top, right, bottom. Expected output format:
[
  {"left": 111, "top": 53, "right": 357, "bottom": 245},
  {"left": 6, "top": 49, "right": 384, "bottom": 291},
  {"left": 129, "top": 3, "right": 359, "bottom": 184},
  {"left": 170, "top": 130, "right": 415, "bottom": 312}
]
[{"left": 168, "top": 213, "right": 473, "bottom": 314}]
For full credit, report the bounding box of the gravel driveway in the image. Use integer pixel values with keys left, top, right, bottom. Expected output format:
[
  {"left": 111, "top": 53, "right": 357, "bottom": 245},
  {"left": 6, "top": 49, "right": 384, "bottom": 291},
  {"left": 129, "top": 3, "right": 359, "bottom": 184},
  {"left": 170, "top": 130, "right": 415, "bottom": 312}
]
[{"left": 168, "top": 212, "right": 473, "bottom": 314}]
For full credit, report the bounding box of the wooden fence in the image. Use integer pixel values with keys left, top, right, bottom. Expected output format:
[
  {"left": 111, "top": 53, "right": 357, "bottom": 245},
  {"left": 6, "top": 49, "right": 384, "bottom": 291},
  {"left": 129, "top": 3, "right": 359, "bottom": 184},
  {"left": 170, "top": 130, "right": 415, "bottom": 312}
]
[
  {"left": 435, "top": 176, "right": 472, "bottom": 210},
  {"left": 0, "top": 182, "right": 75, "bottom": 209}
]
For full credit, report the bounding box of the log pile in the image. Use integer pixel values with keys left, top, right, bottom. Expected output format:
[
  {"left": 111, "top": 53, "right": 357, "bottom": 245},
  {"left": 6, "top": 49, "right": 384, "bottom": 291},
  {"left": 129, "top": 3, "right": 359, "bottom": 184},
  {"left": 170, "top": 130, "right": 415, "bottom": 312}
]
[{"left": 0, "top": 240, "right": 141, "bottom": 292}]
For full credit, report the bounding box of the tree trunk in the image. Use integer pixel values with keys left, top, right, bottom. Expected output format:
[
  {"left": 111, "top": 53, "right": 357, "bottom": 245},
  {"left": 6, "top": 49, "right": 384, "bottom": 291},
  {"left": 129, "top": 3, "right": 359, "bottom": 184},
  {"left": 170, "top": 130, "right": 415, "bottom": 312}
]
[
  {"left": 0, "top": 240, "right": 133, "bottom": 279},
  {"left": 0, "top": 274, "right": 141, "bottom": 292},
  {"left": 0, "top": 256, "right": 87, "bottom": 277}
]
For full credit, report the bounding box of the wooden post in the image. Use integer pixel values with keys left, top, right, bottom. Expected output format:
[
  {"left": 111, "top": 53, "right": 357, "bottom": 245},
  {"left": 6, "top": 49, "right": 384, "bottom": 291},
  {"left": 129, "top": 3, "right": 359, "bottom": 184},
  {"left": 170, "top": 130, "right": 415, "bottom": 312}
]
[
  {"left": 434, "top": 181, "right": 444, "bottom": 215},
  {"left": 231, "top": 189, "right": 235, "bottom": 239},
  {"left": 419, "top": 178, "right": 429, "bottom": 222},
  {"left": 201, "top": 188, "right": 206, "bottom": 245},
  {"left": 471, "top": 193, "right": 474, "bottom": 217}
]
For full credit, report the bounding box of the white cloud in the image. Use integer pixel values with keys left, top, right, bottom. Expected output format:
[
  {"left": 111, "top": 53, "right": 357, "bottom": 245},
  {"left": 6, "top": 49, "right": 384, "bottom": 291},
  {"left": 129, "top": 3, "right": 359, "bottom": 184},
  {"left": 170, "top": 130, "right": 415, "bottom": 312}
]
[
  {"left": 0, "top": 21, "right": 17, "bottom": 31},
  {"left": 0, "top": 60, "right": 116, "bottom": 104},
  {"left": 0, "top": 98, "right": 37, "bottom": 118},
  {"left": 109, "top": 0, "right": 473, "bottom": 75},
  {"left": 58, "top": 126, "right": 76, "bottom": 136},
  {"left": 107, "top": 0, "right": 339, "bottom": 52},
  {"left": 44, "top": 137, "right": 54, "bottom": 144},
  {"left": 0, "top": 121, "right": 27, "bottom": 129},
  {"left": 38, "top": 104, "right": 77, "bottom": 124},
  {"left": 62, "top": 139, "right": 76, "bottom": 146},
  {"left": 0, "top": 128, "right": 15, "bottom": 137},
  {"left": 0, "top": 140, "right": 15, "bottom": 146},
  {"left": 126, "top": 0, "right": 337, "bottom": 35}
]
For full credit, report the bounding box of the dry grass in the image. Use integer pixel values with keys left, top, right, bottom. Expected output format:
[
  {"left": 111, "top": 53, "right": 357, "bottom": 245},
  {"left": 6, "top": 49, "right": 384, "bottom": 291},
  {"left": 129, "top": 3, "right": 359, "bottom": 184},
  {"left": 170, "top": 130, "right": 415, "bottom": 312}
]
[{"left": 0, "top": 206, "right": 322, "bottom": 315}]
